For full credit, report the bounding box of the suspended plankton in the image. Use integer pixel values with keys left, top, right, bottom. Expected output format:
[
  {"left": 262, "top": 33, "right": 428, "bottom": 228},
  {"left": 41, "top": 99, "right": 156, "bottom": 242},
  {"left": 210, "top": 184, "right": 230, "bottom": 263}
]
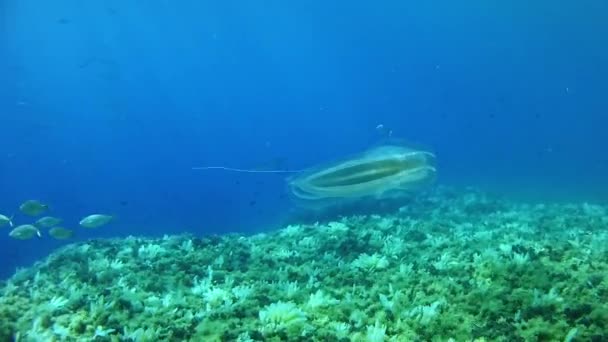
[{"left": 287, "top": 143, "right": 436, "bottom": 204}]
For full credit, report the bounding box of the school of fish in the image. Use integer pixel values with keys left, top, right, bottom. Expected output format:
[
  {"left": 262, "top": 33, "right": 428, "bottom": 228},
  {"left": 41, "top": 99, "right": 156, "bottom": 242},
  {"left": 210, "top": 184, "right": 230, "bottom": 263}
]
[{"left": 1, "top": 200, "right": 114, "bottom": 241}]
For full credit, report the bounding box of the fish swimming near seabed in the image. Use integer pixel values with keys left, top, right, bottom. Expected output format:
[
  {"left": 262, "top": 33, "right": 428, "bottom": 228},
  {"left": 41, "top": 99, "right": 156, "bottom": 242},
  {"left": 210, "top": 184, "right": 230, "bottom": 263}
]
[
  {"left": 79, "top": 214, "right": 113, "bottom": 228},
  {"left": 0, "top": 214, "right": 13, "bottom": 227},
  {"left": 9, "top": 224, "right": 41, "bottom": 240},
  {"left": 35, "top": 216, "right": 63, "bottom": 228},
  {"left": 48, "top": 227, "right": 74, "bottom": 239},
  {"left": 19, "top": 200, "right": 49, "bottom": 216}
]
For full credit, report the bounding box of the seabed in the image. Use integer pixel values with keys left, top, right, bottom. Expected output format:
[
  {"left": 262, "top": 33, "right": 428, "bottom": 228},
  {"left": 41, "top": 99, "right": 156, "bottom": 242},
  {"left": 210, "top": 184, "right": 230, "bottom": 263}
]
[{"left": 1, "top": 187, "right": 607, "bottom": 341}]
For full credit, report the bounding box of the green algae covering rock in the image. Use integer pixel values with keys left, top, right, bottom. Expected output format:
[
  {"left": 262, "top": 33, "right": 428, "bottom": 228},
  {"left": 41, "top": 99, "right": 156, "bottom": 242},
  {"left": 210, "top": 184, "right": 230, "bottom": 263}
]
[{"left": 1, "top": 187, "right": 607, "bottom": 341}]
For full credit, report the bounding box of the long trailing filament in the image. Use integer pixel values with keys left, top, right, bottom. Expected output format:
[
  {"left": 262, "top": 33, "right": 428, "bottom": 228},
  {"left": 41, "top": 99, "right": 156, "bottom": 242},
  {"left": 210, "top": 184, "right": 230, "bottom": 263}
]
[{"left": 192, "top": 166, "right": 301, "bottom": 173}]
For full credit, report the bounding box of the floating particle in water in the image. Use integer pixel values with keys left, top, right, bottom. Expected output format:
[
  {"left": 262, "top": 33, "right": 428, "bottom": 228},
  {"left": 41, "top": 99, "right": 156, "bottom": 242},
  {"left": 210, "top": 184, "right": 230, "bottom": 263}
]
[{"left": 375, "top": 124, "right": 393, "bottom": 137}]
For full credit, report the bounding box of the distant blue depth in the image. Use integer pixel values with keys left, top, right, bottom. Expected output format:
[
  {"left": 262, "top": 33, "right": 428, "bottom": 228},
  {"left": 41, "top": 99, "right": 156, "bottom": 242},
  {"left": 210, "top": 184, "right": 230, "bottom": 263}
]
[{"left": 1, "top": 0, "right": 607, "bottom": 278}]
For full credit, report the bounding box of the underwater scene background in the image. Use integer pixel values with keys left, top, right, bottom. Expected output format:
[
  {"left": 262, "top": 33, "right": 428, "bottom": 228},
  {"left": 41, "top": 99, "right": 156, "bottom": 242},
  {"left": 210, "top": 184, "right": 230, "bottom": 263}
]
[{"left": 1, "top": 0, "right": 607, "bottom": 340}]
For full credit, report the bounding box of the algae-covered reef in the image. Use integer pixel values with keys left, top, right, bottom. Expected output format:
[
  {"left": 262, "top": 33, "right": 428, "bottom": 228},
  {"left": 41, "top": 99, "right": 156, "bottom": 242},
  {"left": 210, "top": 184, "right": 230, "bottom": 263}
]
[{"left": 1, "top": 187, "right": 607, "bottom": 341}]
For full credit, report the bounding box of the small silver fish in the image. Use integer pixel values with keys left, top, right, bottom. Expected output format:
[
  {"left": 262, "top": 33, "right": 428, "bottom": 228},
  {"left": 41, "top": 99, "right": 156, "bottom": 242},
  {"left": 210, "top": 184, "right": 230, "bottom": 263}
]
[
  {"left": 19, "top": 200, "right": 49, "bottom": 216},
  {"left": 0, "top": 214, "right": 13, "bottom": 227},
  {"left": 48, "top": 227, "right": 74, "bottom": 240},
  {"left": 35, "top": 216, "right": 63, "bottom": 228},
  {"left": 79, "top": 214, "right": 113, "bottom": 228},
  {"left": 9, "top": 224, "right": 41, "bottom": 240}
]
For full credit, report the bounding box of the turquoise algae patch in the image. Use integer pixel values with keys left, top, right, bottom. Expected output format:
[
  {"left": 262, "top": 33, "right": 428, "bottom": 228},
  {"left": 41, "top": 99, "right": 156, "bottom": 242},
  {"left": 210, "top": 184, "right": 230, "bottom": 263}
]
[{"left": 1, "top": 187, "right": 607, "bottom": 341}]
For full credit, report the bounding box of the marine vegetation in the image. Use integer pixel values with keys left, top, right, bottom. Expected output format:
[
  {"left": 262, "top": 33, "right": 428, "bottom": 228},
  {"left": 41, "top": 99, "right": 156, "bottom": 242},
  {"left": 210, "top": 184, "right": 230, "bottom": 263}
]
[{"left": 1, "top": 186, "right": 607, "bottom": 341}]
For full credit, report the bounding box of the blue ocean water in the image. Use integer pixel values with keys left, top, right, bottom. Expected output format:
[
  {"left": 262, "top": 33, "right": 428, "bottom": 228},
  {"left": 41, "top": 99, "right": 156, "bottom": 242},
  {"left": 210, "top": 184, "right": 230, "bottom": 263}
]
[{"left": 1, "top": 0, "right": 606, "bottom": 279}]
